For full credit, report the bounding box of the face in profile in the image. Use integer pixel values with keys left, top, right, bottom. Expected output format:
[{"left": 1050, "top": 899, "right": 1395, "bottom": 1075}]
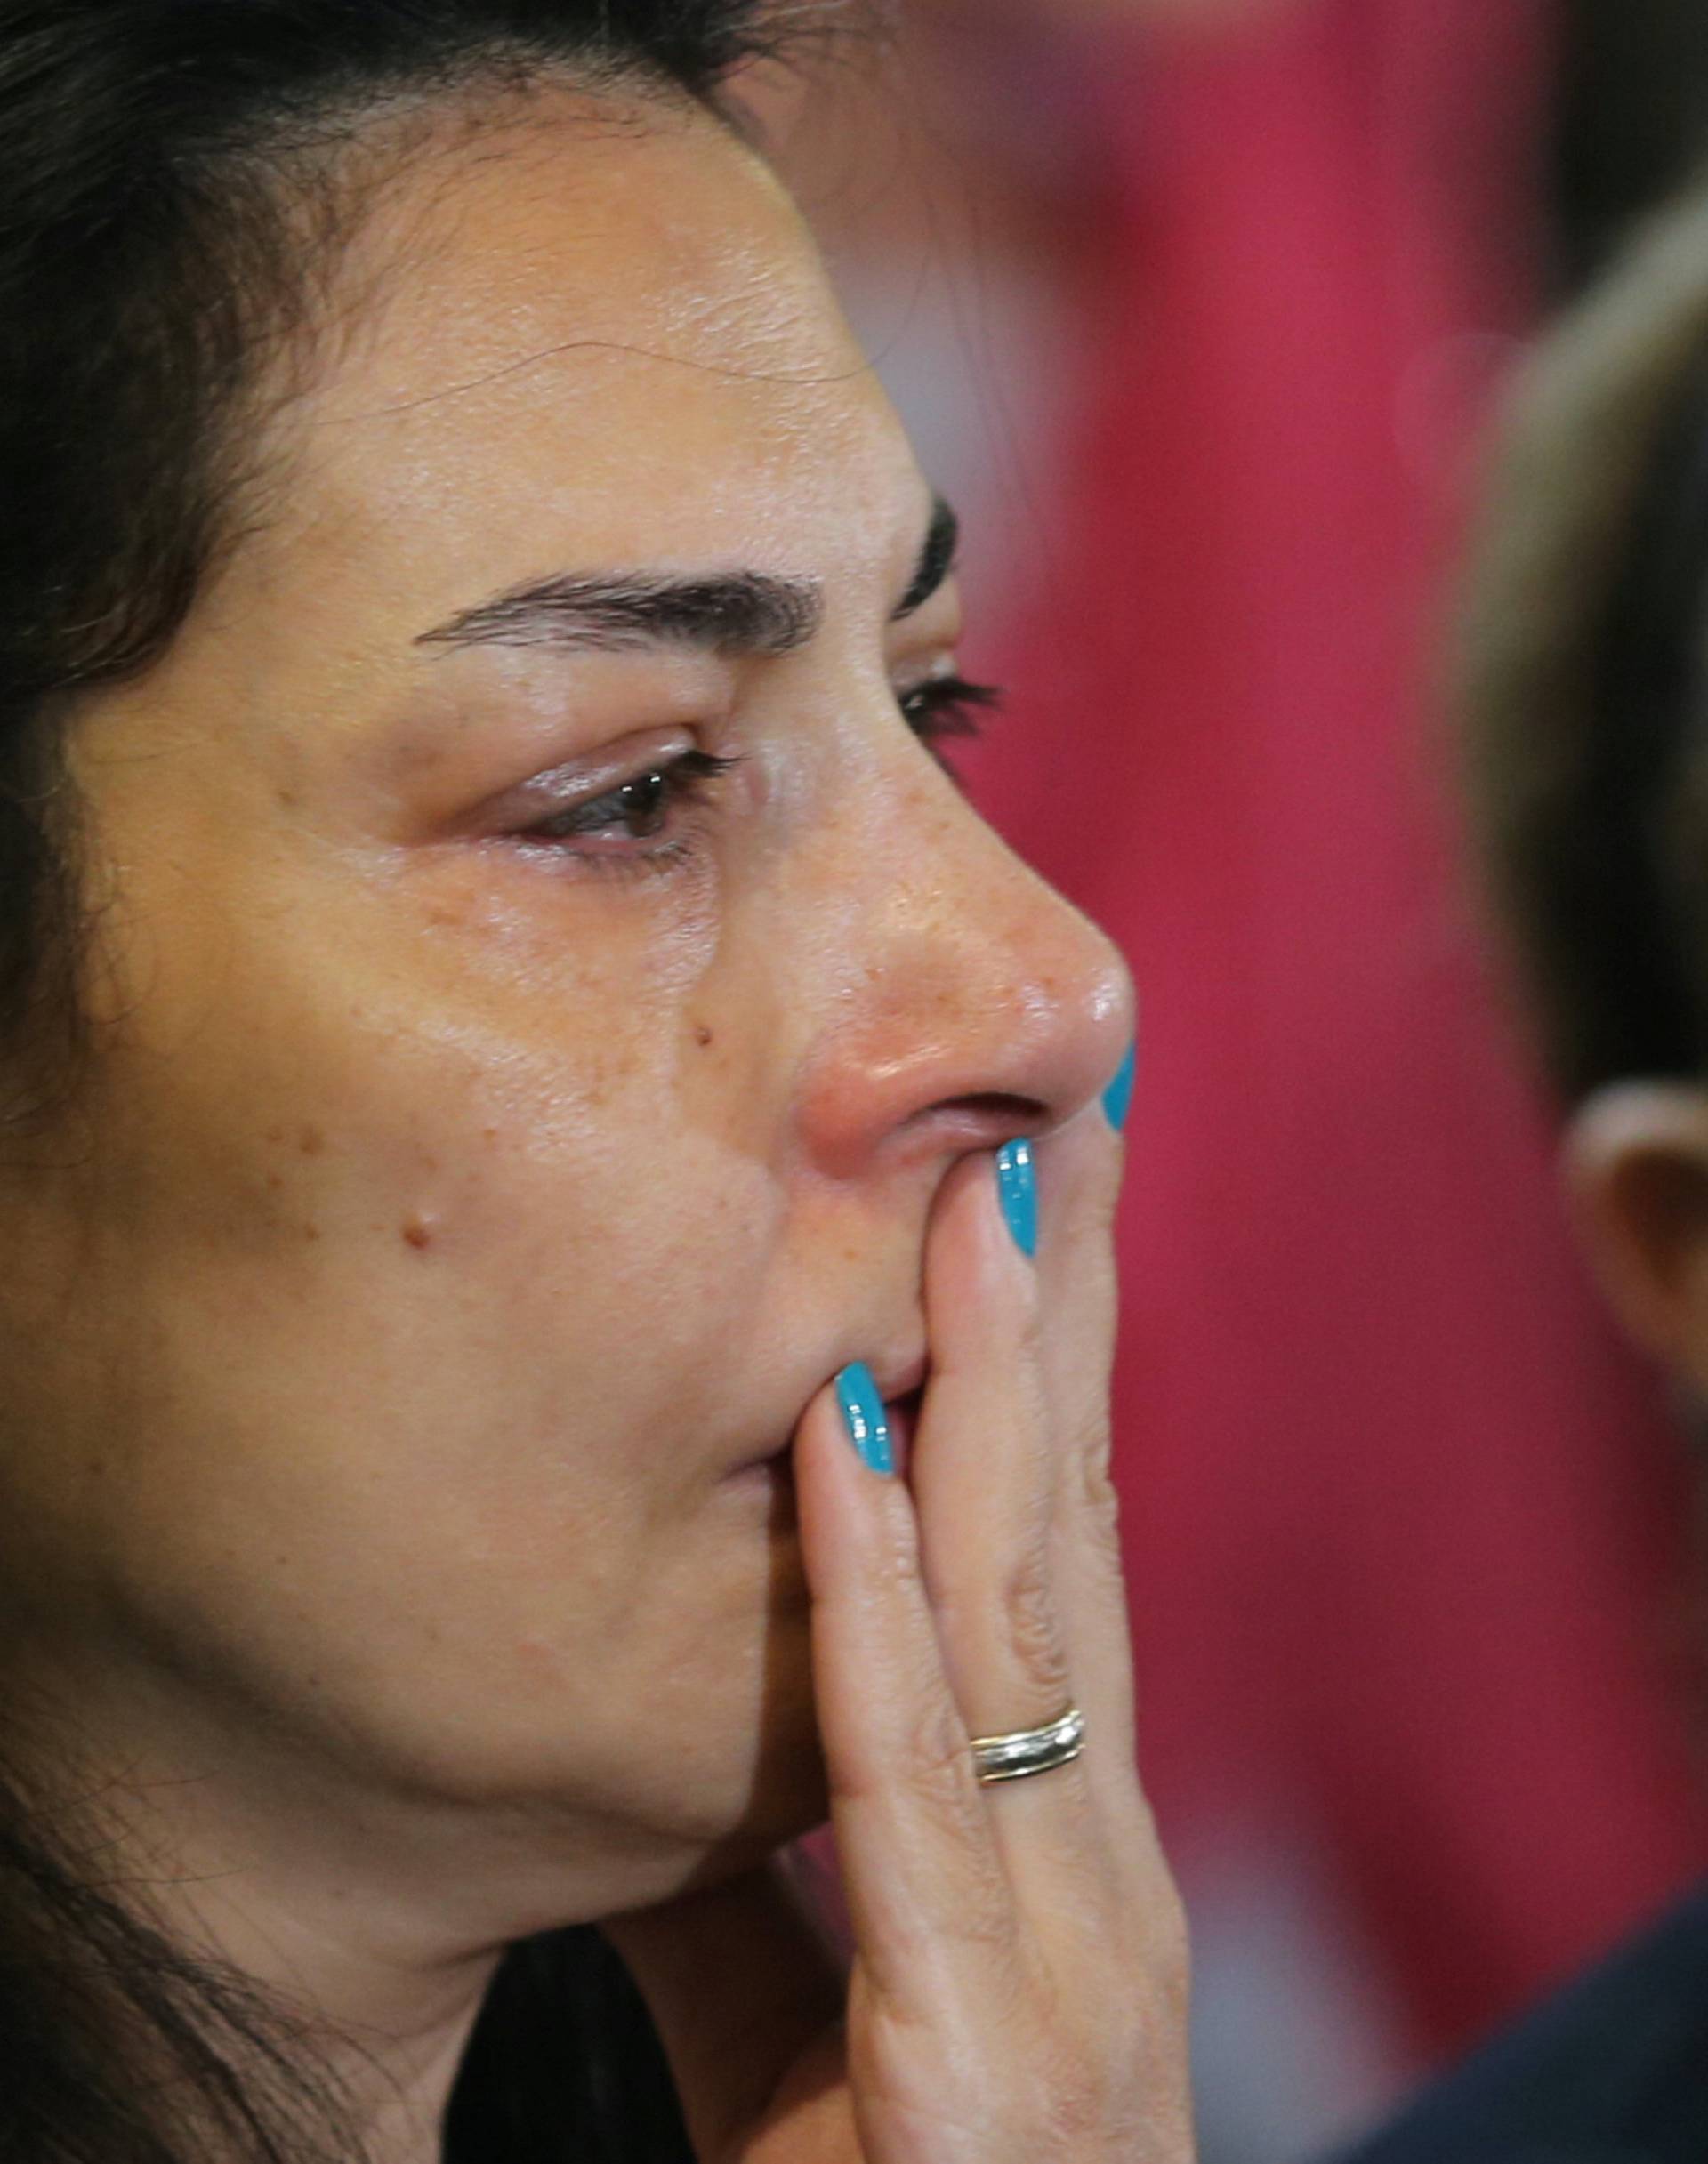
[{"left": 0, "top": 87, "right": 1129, "bottom": 1918}]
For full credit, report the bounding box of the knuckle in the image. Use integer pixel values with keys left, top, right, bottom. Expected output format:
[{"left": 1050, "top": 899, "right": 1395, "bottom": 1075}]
[
  {"left": 1012, "top": 1295, "right": 1050, "bottom": 1370},
  {"left": 1064, "top": 1437, "right": 1129, "bottom": 1573},
  {"left": 901, "top": 1691, "right": 983, "bottom": 1814},
  {"left": 996, "top": 1549, "right": 1071, "bottom": 1693},
  {"left": 1073, "top": 1442, "right": 1122, "bottom": 1534}
]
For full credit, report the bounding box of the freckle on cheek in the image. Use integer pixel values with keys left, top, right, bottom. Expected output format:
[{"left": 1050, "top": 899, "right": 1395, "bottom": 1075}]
[{"left": 299, "top": 1125, "right": 326, "bottom": 1157}]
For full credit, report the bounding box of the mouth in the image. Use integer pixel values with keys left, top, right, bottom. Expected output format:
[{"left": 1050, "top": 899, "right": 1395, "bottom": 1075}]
[
  {"left": 882, "top": 1384, "right": 922, "bottom": 1481},
  {"left": 725, "top": 1378, "right": 927, "bottom": 1492}
]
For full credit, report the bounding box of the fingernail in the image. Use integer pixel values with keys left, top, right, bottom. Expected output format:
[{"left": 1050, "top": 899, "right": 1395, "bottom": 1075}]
[
  {"left": 835, "top": 1362, "right": 894, "bottom": 1476},
  {"left": 1101, "top": 1040, "right": 1137, "bottom": 1133},
  {"left": 995, "top": 1138, "right": 1038, "bottom": 1259}
]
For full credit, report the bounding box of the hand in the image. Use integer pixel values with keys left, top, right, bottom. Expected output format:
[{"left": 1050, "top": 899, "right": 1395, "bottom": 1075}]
[{"left": 608, "top": 1105, "right": 1194, "bottom": 2161}]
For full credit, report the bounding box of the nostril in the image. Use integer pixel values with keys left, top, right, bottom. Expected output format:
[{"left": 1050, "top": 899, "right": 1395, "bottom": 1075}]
[
  {"left": 945, "top": 1093, "right": 1048, "bottom": 1125},
  {"left": 906, "top": 1092, "right": 1048, "bottom": 1148}
]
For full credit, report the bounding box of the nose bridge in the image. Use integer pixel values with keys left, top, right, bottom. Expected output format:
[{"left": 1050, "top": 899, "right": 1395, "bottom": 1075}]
[
  {"left": 894, "top": 800, "right": 1124, "bottom": 1046},
  {"left": 796, "top": 757, "right": 1133, "bottom": 1164}
]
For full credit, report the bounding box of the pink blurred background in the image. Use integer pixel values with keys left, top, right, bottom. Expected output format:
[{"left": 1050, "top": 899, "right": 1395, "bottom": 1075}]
[{"left": 765, "top": 4, "right": 1708, "bottom": 2158}]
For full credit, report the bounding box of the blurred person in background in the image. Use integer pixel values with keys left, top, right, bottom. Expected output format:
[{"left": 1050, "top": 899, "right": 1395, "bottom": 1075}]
[
  {"left": 1554, "top": 0, "right": 1708, "bottom": 288},
  {"left": 765, "top": 4, "right": 1708, "bottom": 2157},
  {"left": 1332, "top": 160, "right": 1708, "bottom": 2164}
]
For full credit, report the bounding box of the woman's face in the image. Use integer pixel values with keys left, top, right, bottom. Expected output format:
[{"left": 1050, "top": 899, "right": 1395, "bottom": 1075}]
[{"left": 0, "top": 90, "right": 1129, "bottom": 1915}]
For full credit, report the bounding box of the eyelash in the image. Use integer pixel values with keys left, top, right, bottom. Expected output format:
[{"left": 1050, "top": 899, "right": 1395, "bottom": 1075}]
[
  {"left": 519, "top": 749, "right": 742, "bottom": 883},
  {"left": 900, "top": 673, "right": 1005, "bottom": 755},
  {"left": 517, "top": 674, "right": 1005, "bottom": 881}
]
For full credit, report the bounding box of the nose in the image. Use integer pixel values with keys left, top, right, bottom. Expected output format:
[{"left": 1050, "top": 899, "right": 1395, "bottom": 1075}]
[{"left": 791, "top": 760, "right": 1134, "bottom": 1180}]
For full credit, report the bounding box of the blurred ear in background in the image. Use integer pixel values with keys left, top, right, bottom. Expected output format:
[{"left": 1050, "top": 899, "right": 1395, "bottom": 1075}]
[{"left": 766, "top": 4, "right": 1708, "bottom": 2160}]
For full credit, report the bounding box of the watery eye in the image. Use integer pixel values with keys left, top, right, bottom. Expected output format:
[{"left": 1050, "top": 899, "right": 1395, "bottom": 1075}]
[
  {"left": 609, "top": 771, "right": 670, "bottom": 840},
  {"left": 524, "top": 750, "right": 741, "bottom": 855},
  {"left": 535, "top": 769, "right": 671, "bottom": 842}
]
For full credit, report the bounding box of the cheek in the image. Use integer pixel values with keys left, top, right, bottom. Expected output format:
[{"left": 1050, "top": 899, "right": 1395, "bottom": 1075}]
[
  {"left": 37, "top": 966, "right": 804, "bottom": 1816},
  {"left": 63, "top": 874, "right": 801, "bottom": 1540},
  {"left": 49, "top": 811, "right": 804, "bottom": 1525},
  {"left": 97, "top": 832, "right": 743, "bottom": 1252}
]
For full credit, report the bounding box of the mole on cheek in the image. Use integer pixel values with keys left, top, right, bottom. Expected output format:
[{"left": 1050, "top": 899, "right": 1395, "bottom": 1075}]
[
  {"left": 693, "top": 1024, "right": 714, "bottom": 1050},
  {"left": 402, "top": 1216, "right": 435, "bottom": 1251}
]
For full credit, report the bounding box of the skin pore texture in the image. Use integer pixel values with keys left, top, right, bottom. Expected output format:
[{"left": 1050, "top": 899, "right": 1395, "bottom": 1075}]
[{"left": 0, "top": 82, "right": 1131, "bottom": 2153}]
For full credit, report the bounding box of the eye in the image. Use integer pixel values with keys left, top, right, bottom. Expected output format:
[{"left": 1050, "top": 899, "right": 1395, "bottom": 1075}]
[
  {"left": 517, "top": 748, "right": 742, "bottom": 876},
  {"left": 898, "top": 675, "right": 1004, "bottom": 774}
]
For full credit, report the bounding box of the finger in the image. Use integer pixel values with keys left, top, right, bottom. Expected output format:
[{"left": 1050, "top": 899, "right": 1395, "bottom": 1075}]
[
  {"left": 792, "top": 1361, "right": 1018, "bottom": 2015},
  {"left": 908, "top": 1146, "right": 1099, "bottom": 1872},
  {"left": 1029, "top": 1104, "right": 1141, "bottom": 1791},
  {"left": 1027, "top": 1091, "right": 1190, "bottom": 1967}
]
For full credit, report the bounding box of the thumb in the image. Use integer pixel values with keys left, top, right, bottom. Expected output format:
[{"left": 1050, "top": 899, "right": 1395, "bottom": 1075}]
[{"left": 600, "top": 1846, "right": 850, "bottom": 2157}]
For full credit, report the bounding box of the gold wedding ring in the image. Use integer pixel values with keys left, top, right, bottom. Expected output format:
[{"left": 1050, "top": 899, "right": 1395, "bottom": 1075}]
[{"left": 969, "top": 1706, "right": 1086, "bottom": 1784}]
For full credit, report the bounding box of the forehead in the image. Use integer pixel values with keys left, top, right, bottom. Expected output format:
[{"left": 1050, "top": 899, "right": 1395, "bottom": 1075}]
[{"left": 247, "top": 90, "right": 912, "bottom": 630}]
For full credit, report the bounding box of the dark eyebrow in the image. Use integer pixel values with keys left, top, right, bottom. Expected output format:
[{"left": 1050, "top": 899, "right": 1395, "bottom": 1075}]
[
  {"left": 893, "top": 495, "right": 960, "bottom": 622},
  {"left": 415, "top": 494, "right": 958, "bottom": 658},
  {"left": 415, "top": 569, "right": 824, "bottom": 659}
]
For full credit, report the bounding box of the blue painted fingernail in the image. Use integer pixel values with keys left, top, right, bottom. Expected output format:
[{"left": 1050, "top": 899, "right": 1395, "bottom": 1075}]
[
  {"left": 995, "top": 1138, "right": 1038, "bottom": 1259},
  {"left": 835, "top": 1362, "right": 894, "bottom": 1476},
  {"left": 1101, "top": 1040, "right": 1137, "bottom": 1133}
]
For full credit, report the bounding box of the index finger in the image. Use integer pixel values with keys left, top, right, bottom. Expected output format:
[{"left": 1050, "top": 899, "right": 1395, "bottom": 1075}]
[{"left": 792, "top": 1357, "right": 1018, "bottom": 2013}]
